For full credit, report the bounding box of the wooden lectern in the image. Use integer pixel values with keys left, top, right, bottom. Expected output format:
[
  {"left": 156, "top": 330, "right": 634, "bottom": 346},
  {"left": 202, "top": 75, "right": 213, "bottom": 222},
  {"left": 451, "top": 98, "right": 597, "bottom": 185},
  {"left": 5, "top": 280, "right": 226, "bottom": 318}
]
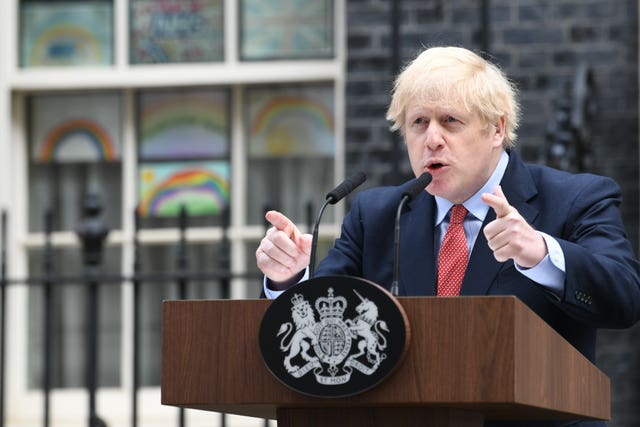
[{"left": 162, "top": 296, "right": 609, "bottom": 427}]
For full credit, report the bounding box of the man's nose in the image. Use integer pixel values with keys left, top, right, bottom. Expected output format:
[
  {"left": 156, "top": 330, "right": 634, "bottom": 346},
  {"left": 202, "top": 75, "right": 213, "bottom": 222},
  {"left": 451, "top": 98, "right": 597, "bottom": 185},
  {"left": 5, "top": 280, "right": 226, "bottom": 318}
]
[{"left": 425, "top": 123, "right": 444, "bottom": 150}]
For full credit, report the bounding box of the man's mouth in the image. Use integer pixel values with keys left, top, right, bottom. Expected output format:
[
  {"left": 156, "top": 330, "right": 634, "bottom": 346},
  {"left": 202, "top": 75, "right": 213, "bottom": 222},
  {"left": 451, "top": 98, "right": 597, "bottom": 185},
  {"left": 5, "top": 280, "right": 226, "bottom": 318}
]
[{"left": 426, "top": 161, "right": 446, "bottom": 171}]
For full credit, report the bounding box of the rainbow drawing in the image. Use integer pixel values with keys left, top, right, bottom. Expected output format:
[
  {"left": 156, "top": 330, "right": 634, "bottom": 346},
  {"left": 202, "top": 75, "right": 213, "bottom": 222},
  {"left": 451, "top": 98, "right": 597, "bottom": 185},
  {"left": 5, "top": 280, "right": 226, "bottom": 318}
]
[
  {"left": 28, "top": 25, "right": 103, "bottom": 66},
  {"left": 138, "top": 162, "right": 230, "bottom": 217},
  {"left": 38, "top": 118, "right": 117, "bottom": 162},
  {"left": 140, "top": 91, "right": 228, "bottom": 159},
  {"left": 21, "top": 3, "right": 112, "bottom": 67},
  {"left": 248, "top": 92, "right": 335, "bottom": 157},
  {"left": 250, "top": 95, "right": 334, "bottom": 136}
]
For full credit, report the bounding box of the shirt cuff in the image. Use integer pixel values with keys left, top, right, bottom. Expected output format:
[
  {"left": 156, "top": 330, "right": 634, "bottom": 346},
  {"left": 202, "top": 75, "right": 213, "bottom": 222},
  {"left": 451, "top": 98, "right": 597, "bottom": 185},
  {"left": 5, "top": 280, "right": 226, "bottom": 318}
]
[
  {"left": 515, "top": 232, "right": 566, "bottom": 295},
  {"left": 262, "top": 267, "right": 309, "bottom": 299}
]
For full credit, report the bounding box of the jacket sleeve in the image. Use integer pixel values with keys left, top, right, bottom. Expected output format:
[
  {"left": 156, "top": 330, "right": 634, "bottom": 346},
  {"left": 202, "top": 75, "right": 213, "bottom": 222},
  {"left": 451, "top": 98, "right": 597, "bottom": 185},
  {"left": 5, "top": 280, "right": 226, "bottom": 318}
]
[{"left": 555, "top": 175, "right": 640, "bottom": 328}]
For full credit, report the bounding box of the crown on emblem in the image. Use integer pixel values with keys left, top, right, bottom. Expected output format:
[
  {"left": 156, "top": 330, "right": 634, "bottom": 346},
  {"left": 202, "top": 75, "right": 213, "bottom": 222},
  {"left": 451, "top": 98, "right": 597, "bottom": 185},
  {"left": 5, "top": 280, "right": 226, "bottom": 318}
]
[
  {"left": 315, "top": 287, "right": 347, "bottom": 319},
  {"left": 291, "top": 293, "right": 305, "bottom": 306}
]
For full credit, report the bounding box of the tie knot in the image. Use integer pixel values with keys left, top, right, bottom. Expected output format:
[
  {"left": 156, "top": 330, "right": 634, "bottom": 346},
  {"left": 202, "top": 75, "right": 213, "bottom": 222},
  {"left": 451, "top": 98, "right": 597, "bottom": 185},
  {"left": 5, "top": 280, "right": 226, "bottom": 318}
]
[{"left": 449, "top": 205, "right": 467, "bottom": 225}]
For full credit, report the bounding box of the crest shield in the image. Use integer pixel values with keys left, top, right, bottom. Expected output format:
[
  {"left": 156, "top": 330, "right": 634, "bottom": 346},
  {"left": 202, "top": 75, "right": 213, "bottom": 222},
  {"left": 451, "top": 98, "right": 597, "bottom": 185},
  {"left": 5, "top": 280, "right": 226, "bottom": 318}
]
[{"left": 259, "top": 276, "right": 410, "bottom": 398}]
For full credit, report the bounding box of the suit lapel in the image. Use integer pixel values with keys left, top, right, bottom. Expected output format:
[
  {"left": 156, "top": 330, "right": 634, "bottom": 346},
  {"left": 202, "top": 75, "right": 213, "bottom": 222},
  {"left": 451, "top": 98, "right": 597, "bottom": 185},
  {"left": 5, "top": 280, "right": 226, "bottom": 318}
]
[
  {"left": 398, "top": 191, "right": 437, "bottom": 296},
  {"left": 460, "top": 151, "right": 540, "bottom": 296}
]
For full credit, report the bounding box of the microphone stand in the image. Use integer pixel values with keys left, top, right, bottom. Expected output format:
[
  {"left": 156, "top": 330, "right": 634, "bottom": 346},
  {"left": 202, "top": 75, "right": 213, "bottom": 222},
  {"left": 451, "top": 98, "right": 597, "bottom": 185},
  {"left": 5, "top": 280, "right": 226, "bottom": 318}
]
[
  {"left": 309, "top": 198, "right": 331, "bottom": 279},
  {"left": 391, "top": 196, "right": 409, "bottom": 296},
  {"left": 391, "top": 172, "right": 432, "bottom": 296}
]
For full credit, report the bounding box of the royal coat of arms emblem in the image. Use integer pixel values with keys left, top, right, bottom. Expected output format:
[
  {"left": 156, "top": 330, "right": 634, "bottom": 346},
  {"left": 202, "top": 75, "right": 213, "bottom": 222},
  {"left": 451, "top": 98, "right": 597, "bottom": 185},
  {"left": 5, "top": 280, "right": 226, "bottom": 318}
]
[
  {"left": 259, "top": 276, "right": 409, "bottom": 398},
  {"left": 278, "top": 287, "right": 389, "bottom": 384}
]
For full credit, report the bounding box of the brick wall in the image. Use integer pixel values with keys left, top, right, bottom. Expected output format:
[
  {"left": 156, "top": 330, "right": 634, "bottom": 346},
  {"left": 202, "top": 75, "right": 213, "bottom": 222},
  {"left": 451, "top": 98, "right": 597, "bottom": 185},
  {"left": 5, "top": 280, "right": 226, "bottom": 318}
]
[{"left": 345, "top": 0, "right": 640, "bottom": 425}]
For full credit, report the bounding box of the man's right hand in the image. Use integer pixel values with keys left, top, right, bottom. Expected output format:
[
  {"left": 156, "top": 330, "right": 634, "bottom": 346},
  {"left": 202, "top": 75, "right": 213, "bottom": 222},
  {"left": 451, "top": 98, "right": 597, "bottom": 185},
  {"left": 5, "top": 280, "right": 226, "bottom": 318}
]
[{"left": 256, "top": 210, "right": 312, "bottom": 287}]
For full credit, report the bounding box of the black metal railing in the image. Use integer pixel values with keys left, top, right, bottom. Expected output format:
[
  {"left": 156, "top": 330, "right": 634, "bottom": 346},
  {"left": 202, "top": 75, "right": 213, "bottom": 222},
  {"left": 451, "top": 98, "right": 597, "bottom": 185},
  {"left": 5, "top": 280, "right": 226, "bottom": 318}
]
[{"left": 0, "top": 195, "right": 318, "bottom": 427}]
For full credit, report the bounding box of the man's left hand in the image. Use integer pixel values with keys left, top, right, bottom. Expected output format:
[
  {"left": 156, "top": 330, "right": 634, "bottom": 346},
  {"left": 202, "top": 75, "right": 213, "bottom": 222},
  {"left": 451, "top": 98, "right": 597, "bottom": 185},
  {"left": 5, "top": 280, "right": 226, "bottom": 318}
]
[{"left": 481, "top": 185, "right": 547, "bottom": 268}]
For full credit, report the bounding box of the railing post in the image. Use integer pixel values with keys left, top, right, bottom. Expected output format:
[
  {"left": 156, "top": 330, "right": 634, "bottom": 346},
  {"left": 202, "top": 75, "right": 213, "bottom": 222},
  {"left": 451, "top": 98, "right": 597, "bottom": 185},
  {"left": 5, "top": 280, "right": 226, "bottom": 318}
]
[
  {"left": 176, "top": 205, "right": 188, "bottom": 301},
  {"left": 42, "top": 210, "right": 54, "bottom": 427},
  {"left": 76, "top": 193, "right": 109, "bottom": 427},
  {"left": 132, "top": 209, "right": 140, "bottom": 427},
  {"left": 219, "top": 205, "right": 230, "bottom": 300},
  {"left": 0, "top": 210, "right": 6, "bottom": 427},
  {"left": 176, "top": 205, "right": 187, "bottom": 427},
  {"left": 219, "top": 206, "right": 231, "bottom": 427},
  {"left": 305, "top": 200, "right": 313, "bottom": 234}
]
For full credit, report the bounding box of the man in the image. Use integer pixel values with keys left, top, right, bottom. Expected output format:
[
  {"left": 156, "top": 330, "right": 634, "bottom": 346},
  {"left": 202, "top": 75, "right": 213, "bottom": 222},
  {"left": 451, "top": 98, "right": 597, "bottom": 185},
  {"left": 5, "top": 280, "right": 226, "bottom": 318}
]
[{"left": 255, "top": 46, "right": 640, "bottom": 426}]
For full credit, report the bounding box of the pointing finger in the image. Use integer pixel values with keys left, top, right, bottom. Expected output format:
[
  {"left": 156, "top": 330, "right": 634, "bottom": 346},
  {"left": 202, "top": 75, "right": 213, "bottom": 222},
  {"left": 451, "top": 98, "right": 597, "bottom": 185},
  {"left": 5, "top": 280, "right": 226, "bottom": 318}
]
[
  {"left": 264, "top": 210, "right": 310, "bottom": 249},
  {"left": 481, "top": 185, "right": 512, "bottom": 218},
  {"left": 265, "top": 210, "right": 297, "bottom": 236}
]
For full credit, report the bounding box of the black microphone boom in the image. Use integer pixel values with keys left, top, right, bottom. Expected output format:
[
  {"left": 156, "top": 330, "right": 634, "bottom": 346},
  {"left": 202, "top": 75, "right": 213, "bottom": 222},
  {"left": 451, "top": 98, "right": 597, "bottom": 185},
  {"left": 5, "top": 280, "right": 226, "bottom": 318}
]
[
  {"left": 309, "top": 172, "right": 367, "bottom": 278},
  {"left": 391, "top": 172, "right": 432, "bottom": 296}
]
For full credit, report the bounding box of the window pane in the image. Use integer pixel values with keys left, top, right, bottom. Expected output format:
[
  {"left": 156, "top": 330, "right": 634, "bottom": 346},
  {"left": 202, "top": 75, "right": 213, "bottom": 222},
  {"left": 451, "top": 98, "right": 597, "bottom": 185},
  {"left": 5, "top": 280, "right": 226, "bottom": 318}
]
[
  {"left": 30, "top": 92, "right": 122, "bottom": 163},
  {"left": 137, "top": 243, "right": 226, "bottom": 386},
  {"left": 28, "top": 92, "right": 123, "bottom": 232},
  {"left": 20, "top": 0, "right": 113, "bottom": 67},
  {"left": 138, "top": 161, "right": 229, "bottom": 217},
  {"left": 137, "top": 88, "right": 230, "bottom": 229},
  {"left": 138, "top": 89, "right": 229, "bottom": 160},
  {"left": 240, "top": 0, "right": 333, "bottom": 60},
  {"left": 130, "top": 0, "right": 224, "bottom": 64},
  {"left": 245, "top": 84, "right": 335, "bottom": 224},
  {"left": 27, "top": 247, "right": 122, "bottom": 389}
]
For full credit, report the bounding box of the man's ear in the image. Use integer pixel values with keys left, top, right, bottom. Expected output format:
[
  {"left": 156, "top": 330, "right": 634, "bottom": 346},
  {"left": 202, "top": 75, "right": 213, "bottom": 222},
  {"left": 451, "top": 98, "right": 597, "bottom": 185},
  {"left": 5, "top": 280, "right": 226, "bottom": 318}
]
[{"left": 492, "top": 116, "right": 506, "bottom": 146}]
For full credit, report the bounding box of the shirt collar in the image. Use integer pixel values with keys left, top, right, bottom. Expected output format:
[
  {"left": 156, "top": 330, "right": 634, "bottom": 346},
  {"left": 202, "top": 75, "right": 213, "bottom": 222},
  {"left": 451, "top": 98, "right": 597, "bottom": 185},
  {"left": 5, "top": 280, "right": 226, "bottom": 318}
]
[{"left": 435, "top": 150, "right": 509, "bottom": 225}]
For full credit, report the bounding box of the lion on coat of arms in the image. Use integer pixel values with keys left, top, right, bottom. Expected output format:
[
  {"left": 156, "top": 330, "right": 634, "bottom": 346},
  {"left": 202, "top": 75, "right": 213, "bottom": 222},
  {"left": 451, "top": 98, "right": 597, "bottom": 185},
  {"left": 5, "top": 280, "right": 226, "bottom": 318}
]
[{"left": 277, "top": 294, "right": 318, "bottom": 373}]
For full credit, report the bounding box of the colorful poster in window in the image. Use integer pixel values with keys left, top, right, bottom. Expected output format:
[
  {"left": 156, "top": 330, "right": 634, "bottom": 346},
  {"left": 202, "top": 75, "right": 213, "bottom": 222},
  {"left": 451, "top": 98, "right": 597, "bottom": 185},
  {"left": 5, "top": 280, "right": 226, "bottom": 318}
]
[
  {"left": 130, "top": 0, "right": 224, "bottom": 64},
  {"left": 31, "top": 93, "right": 122, "bottom": 163},
  {"left": 139, "top": 89, "right": 228, "bottom": 160},
  {"left": 241, "top": 0, "right": 333, "bottom": 60},
  {"left": 20, "top": 1, "right": 113, "bottom": 67},
  {"left": 138, "top": 161, "right": 230, "bottom": 217},
  {"left": 247, "top": 86, "right": 334, "bottom": 158}
]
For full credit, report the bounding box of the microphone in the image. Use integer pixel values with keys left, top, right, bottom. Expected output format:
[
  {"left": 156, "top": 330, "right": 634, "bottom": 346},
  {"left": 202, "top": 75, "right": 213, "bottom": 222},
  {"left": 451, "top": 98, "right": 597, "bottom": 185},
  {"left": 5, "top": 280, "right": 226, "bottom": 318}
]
[
  {"left": 391, "top": 172, "right": 432, "bottom": 296},
  {"left": 309, "top": 172, "right": 367, "bottom": 278},
  {"left": 325, "top": 171, "right": 367, "bottom": 204}
]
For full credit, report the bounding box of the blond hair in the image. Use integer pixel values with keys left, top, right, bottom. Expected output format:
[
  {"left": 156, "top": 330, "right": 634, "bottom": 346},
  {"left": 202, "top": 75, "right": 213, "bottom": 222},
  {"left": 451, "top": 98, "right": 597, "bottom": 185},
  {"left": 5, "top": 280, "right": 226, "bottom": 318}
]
[{"left": 386, "top": 46, "right": 520, "bottom": 147}]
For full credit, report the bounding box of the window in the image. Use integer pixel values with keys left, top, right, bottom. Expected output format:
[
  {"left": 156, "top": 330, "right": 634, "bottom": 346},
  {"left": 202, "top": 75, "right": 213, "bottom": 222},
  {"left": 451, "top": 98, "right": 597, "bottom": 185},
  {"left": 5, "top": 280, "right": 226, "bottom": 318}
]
[
  {"left": 137, "top": 87, "right": 230, "bottom": 229},
  {"left": 9, "top": 0, "right": 344, "bottom": 425},
  {"left": 27, "top": 92, "right": 123, "bottom": 232},
  {"left": 245, "top": 84, "right": 336, "bottom": 224}
]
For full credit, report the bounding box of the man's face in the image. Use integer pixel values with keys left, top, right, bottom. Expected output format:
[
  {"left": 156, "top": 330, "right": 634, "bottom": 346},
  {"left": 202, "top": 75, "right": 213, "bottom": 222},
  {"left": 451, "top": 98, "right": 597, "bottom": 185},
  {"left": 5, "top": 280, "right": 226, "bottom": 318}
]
[{"left": 403, "top": 100, "right": 505, "bottom": 204}]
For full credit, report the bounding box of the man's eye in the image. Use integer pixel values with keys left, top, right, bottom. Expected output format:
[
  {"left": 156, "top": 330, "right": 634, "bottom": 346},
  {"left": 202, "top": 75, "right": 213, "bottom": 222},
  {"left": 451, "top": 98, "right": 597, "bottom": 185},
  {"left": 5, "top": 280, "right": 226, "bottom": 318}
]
[
  {"left": 445, "top": 116, "right": 458, "bottom": 123},
  {"left": 414, "top": 117, "right": 426, "bottom": 125}
]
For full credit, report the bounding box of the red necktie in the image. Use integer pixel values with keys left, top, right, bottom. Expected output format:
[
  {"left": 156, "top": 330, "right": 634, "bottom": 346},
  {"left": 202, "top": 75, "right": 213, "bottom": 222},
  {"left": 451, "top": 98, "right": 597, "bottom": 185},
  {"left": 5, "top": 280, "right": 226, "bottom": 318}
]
[{"left": 437, "top": 205, "right": 468, "bottom": 296}]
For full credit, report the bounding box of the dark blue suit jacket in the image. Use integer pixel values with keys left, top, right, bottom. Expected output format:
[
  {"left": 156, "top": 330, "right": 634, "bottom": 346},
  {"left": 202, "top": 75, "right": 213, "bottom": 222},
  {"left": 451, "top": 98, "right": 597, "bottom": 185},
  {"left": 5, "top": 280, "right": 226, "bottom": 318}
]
[{"left": 315, "top": 151, "right": 640, "bottom": 427}]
